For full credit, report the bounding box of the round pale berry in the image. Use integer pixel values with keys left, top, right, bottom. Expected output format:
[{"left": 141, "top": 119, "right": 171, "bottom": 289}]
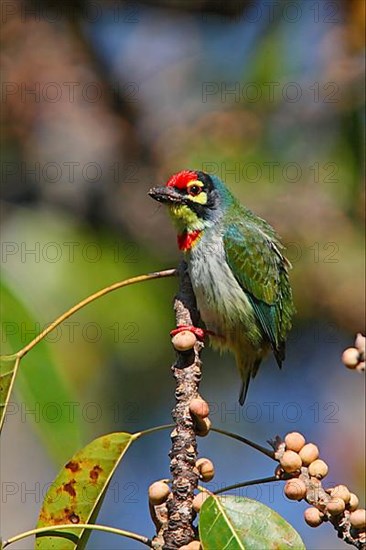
[
  {"left": 192, "top": 492, "right": 210, "bottom": 513},
  {"left": 179, "top": 542, "right": 201, "bottom": 550},
  {"left": 356, "top": 361, "right": 365, "bottom": 372},
  {"left": 342, "top": 347, "right": 360, "bottom": 369},
  {"left": 348, "top": 493, "right": 359, "bottom": 511},
  {"left": 304, "top": 507, "right": 323, "bottom": 527},
  {"left": 190, "top": 398, "right": 209, "bottom": 419},
  {"left": 280, "top": 450, "right": 302, "bottom": 473},
  {"left": 148, "top": 481, "right": 170, "bottom": 505},
  {"left": 196, "top": 458, "right": 215, "bottom": 482},
  {"left": 355, "top": 333, "right": 365, "bottom": 355},
  {"left": 285, "top": 479, "right": 307, "bottom": 501},
  {"left": 299, "top": 443, "right": 319, "bottom": 465},
  {"left": 350, "top": 509, "right": 366, "bottom": 529},
  {"left": 196, "top": 417, "right": 211, "bottom": 437},
  {"left": 326, "top": 497, "right": 346, "bottom": 515},
  {"left": 330, "top": 485, "right": 351, "bottom": 504},
  {"left": 284, "top": 432, "right": 306, "bottom": 452},
  {"left": 308, "top": 459, "right": 328, "bottom": 479},
  {"left": 172, "top": 331, "right": 197, "bottom": 351}
]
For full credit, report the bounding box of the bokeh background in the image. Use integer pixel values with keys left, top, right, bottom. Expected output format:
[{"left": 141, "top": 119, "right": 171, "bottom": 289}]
[{"left": 1, "top": 0, "right": 365, "bottom": 548}]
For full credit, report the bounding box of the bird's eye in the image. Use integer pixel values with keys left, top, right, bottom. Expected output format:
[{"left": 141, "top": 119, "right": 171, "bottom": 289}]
[{"left": 188, "top": 185, "right": 201, "bottom": 196}]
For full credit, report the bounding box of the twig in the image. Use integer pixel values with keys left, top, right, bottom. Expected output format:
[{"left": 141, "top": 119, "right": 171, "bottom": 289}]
[
  {"left": 214, "top": 475, "right": 278, "bottom": 495},
  {"left": 3, "top": 523, "right": 152, "bottom": 548},
  {"left": 162, "top": 262, "right": 203, "bottom": 549},
  {"left": 0, "top": 269, "right": 178, "bottom": 435},
  {"left": 11, "top": 269, "right": 177, "bottom": 360},
  {"left": 211, "top": 427, "right": 275, "bottom": 459}
]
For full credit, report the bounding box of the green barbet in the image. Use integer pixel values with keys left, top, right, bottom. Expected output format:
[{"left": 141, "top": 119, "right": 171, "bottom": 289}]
[{"left": 149, "top": 170, "right": 295, "bottom": 404}]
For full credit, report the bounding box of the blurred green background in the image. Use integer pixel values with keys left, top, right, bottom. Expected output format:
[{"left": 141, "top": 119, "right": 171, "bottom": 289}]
[{"left": 1, "top": 1, "right": 365, "bottom": 548}]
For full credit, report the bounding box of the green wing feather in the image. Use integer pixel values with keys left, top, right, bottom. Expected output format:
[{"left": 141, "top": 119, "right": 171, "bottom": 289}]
[{"left": 223, "top": 218, "right": 295, "bottom": 365}]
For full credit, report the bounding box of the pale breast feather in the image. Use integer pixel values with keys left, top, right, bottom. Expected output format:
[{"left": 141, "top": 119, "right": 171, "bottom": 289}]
[{"left": 187, "top": 231, "right": 258, "bottom": 341}]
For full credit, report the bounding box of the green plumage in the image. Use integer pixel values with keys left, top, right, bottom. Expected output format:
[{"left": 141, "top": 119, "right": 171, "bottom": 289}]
[{"left": 223, "top": 215, "right": 293, "bottom": 366}]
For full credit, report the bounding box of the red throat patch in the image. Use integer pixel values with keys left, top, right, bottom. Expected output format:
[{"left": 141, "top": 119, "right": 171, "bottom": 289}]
[
  {"left": 177, "top": 230, "right": 202, "bottom": 251},
  {"left": 166, "top": 170, "right": 197, "bottom": 189}
]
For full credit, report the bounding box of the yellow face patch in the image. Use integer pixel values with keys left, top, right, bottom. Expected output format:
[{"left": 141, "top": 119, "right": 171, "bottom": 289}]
[
  {"left": 188, "top": 191, "right": 207, "bottom": 205},
  {"left": 186, "top": 180, "right": 208, "bottom": 205}
]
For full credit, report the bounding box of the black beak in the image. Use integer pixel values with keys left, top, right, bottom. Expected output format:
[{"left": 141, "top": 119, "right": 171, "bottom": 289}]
[{"left": 148, "top": 186, "right": 183, "bottom": 204}]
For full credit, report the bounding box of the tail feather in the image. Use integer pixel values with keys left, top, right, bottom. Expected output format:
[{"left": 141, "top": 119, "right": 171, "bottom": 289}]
[
  {"left": 237, "top": 356, "right": 262, "bottom": 406},
  {"left": 239, "top": 377, "right": 250, "bottom": 406},
  {"left": 273, "top": 340, "right": 285, "bottom": 369}
]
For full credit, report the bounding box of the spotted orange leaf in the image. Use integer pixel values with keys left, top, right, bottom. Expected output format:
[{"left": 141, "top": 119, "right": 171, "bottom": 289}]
[{"left": 36, "top": 431, "right": 137, "bottom": 549}]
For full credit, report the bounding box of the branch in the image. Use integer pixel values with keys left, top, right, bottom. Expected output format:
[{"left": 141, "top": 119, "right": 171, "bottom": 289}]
[{"left": 162, "top": 262, "right": 203, "bottom": 549}]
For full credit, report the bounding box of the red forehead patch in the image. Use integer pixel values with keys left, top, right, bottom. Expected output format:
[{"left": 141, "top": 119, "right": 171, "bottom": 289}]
[{"left": 166, "top": 170, "right": 197, "bottom": 189}]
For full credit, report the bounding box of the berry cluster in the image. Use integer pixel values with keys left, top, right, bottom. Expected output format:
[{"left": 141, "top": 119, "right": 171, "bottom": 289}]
[
  {"left": 342, "top": 333, "right": 365, "bottom": 372},
  {"left": 275, "top": 432, "right": 365, "bottom": 543}
]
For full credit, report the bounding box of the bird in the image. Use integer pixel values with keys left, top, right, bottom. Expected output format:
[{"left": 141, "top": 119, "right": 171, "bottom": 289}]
[{"left": 149, "top": 170, "right": 295, "bottom": 405}]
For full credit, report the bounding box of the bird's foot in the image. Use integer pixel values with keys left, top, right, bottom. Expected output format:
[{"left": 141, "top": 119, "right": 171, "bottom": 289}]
[{"left": 170, "top": 325, "right": 206, "bottom": 341}]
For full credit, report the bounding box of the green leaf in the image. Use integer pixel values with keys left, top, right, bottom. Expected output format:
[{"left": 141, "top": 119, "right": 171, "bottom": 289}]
[
  {"left": 0, "top": 277, "right": 83, "bottom": 463},
  {"left": 36, "top": 431, "right": 137, "bottom": 550},
  {"left": 199, "top": 495, "right": 305, "bottom": 550}
]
